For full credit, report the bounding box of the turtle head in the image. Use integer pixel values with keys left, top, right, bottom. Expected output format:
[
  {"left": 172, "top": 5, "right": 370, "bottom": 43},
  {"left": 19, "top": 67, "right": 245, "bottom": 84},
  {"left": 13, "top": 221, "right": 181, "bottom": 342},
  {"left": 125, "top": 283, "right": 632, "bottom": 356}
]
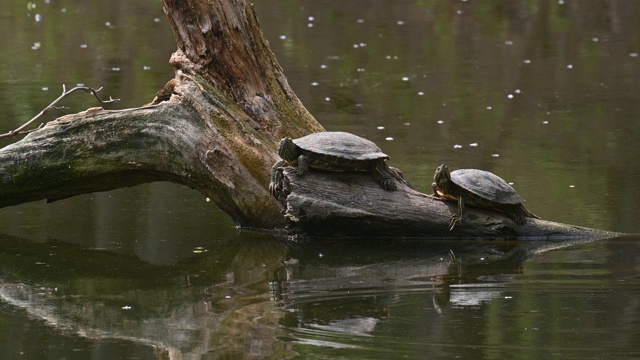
[
  {"left": 434, "top": 164, "right": 451, "bottom": 191},
  {"left": 277, "top": 137, "right": 298, "bottom": 161}
]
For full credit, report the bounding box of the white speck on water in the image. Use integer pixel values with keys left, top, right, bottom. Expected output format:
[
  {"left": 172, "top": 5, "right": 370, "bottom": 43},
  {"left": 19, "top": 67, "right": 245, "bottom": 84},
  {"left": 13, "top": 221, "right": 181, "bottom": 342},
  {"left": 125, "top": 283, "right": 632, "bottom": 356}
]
[
  {"left": 486, "top": 106, "right": 493, "bottom": 110},
  {"left": 76, "top": 83, "right": 84, "bottom": 87},
  {"left": 143, "top": 65, "right": 151, "bottom": 70},
  {"left": 353, "top": 44, "right": 359, "bottom": 48},
  {"left": 630, "top": 53, "right": 639, "bottom": 57},
  {"left": 505, "top": 40, "right": 513, "bottom": 45},
  {"left": 80, "top": 44, "right": 88, "bottom": 49},
  {"left": 319, "top": 253, "right": 324, "bottom": 258},
  {"left": 357, "top": 68, "right": 365, "bottom": 72},
  {"left": 31, "top": 42, "right": 41, "bottom": 50},
  {"left": 307, "top": 23, "right": 314, "bottom": 28},
  {"left": 357, "top": 19, "right": 364, "bottom": 24},
  {"left": 592, "top": 37, "right": 599, "bottom": 42},
  {"left": 397, "top": 20, "right": 405, "bottom": 25},
  {"left": 404, "top": 122, "right": 411, "bottom": 126},
  {"left": 41, "top": 87, "right": 48, "bottom": 91},
  {"left": 61, "top": 8, "right": 66, "bottom": 13},
  {"left": 122, "top": 306, "right": 132, "bottom": 310},
  {"left": 491, "top": 153, "right": 500, "bottom": 157},
  {"left": 437, "top": 120, "right": 444, "bottom": 124},
  {"left": 386, "top": 137, "right": 394, "bottom": 141},
  {"left": 543, "top": 120, "right": 549, "bottom": 124},
  {"left": 457, "top": 10, "right": 463, "bottom": 15},
  {"left": 377, "top": 126, "right": 385, "bottom": 130},
  {"left": 417, "top": 91, "right": 425, "bottom": 96},
  {"left": 324, "top": 97, "right": 331, "bottom": 101},
  {"left": 507, "top": 94, "right": 514, "bottom": 99},
  {"left": 505, "top": 296, "right": 513, "bottom": 299},
  {"left": 454, "top": 144, "right": 463, "bottom": 149},
  {"left": 402, "top": 76, "right": 410, "bottom": 81},
  {"left": 523, "top": 59, "right": 532, "bottom": 64},
  {"left": 308, "top": 16, "right": 315, "bottom": 21},
  {"left": 279, "top": 35, "right": 286, "bottom": 40},
  {"left": 27, "top": 2, "right": 36, "bottom": 10},
  {"left": 320, "top": 64, "right": 328, "bottom": 69},
  {"left": 359, "top": 43, "right": 367, "bottom": 47},
  {"left": 153, "top": 18, "right": 161, "bottom": 23},
  {"left": 205, "top": 197, "right": 211, "bottom": 202},
  {"left": 567, "top": 64, "right": 573, "bottom": 69},
  {"left": 569, "top": 185, "right": 575, "bottom": 188},
  {"left": 311, "top": 81, "right": 319, "bottom": 86},
  {"left": 515, "top": 89, "right": 522, "bottom": 94},
  {"left": 34, "top": 13, "right": 42, "bottom": 22},
  {"left": 225, "top": 295, "right": 231, "bottom": 299},
  {"left": 469, "top": 143, "right": 478, "bottom": 147},
  {"left": 111, "top": 67, "right": 120, "bottom": 71},
  {"left": 558, "top": 0, "right": 564, "bottom": 4},
  {"left": 105, "top": 21, "right": 112, "bottom": 27}
]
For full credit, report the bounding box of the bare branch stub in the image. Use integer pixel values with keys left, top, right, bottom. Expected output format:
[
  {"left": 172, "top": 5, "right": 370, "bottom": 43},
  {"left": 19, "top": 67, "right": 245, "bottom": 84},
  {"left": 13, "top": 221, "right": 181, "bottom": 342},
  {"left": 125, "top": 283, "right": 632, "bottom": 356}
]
[{"left": 0, "top": 86, "right": 120, "bottom": 139}]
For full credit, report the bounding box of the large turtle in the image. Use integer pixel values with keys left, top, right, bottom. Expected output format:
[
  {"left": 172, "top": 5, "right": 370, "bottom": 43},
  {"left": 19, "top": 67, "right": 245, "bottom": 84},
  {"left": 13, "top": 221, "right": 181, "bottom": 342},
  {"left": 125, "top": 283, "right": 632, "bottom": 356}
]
[
  {"left": 269, "top": 131, "right": 409, "bottom": 195},
  {"left": 432, "top": 164, "right": 539, "bottom": 229}
]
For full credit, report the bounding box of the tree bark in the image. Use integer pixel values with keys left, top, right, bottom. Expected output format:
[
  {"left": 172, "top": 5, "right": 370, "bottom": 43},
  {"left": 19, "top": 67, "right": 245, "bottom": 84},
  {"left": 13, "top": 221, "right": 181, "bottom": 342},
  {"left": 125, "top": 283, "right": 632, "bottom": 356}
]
[
  {"left": 273, "top": 167, "right": 619, "bottom": 239},
  {"left": 0, "top": 0, "right": 620, "bottom": 239}
]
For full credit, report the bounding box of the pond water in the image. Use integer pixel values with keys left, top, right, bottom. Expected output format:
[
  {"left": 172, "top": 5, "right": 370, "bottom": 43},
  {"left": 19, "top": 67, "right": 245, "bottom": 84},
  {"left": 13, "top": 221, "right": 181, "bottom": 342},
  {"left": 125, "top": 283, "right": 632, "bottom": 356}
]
[{"left": 0, "top": 0, "right": 639, "bottom": 359}]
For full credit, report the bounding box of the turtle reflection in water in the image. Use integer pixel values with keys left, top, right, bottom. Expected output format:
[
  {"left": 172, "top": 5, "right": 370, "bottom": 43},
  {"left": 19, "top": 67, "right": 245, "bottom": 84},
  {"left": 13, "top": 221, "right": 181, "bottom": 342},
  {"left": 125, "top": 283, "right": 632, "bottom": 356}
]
[
  {"left": 432, "top": 164, "right": 540, "bottom": 230},
  {"left": 269, "top": 131, "right": 410, "bottom": 196}
]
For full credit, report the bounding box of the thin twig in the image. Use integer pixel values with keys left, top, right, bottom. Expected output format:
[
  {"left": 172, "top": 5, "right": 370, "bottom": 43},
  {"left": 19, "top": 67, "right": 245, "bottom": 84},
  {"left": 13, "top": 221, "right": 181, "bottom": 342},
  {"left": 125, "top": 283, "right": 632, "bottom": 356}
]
[{"left": 0, "top": 85, "right": 120, "bottom": 139}]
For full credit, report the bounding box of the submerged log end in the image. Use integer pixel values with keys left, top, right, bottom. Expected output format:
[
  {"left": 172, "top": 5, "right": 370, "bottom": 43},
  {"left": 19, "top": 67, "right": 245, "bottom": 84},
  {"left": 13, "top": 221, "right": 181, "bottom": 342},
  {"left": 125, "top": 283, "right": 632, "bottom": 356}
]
[{"left": 273, "top": 167, "right": 621, "bottom": 240}]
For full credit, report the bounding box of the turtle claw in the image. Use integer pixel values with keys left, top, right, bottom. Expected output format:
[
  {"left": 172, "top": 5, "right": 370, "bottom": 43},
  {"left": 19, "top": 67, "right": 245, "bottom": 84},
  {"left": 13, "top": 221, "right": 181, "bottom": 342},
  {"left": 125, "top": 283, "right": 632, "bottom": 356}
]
[
  {"left": 449, "top": 214, "right": 462, "bottom": 230},
  {"left": 380, "top": 178, "right": 397, "bottom": 191}
]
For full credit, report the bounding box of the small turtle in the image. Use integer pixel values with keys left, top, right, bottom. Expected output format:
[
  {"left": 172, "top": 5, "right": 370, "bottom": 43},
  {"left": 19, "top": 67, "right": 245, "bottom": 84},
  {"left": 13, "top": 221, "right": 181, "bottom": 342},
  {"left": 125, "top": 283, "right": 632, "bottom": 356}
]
[
  {"left": 269, "top": 131, "right": 409, "bottom": 195},
  {"left": 432, "top": 164, "right": 539, "bottom": 229}
]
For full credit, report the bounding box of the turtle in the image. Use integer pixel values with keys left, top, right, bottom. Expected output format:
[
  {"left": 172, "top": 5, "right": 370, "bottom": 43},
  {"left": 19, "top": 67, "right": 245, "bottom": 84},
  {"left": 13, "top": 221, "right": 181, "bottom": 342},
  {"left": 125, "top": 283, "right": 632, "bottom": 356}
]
[
  {"left": 431, "top": 164, "right": 539, "bottom": 230},
  {"left": 269, "top": 131, "right": 410, "bottom": 195}
]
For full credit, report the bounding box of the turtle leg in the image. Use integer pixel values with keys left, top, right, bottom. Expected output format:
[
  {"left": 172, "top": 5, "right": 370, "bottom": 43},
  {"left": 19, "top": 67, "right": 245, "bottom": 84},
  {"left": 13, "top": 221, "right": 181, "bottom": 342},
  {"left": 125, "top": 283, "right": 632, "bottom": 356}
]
[
  {"left": 269, "top": 160, "right": 288, "bottom": 197},
  {"left": 507, "top": 206, "right": 527, "bottom": 225},
  {"left": 297, "top": 155, "right": 308, "bottom": 176},
  {"left": 449, "top": 196, "right": 465, "bottom": 230},
  {"left": 373, "top": 162, "right": 397, "bottom": 191}
]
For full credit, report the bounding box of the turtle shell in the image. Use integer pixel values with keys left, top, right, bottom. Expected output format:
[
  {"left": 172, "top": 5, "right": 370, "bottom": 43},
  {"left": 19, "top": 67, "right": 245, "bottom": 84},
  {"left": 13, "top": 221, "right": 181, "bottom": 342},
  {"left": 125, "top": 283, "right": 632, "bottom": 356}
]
[
  {"left": 293, "top": 131, "right": 389, "bottom": 161},
  {"left": 450, "top": 169, "right": 524, "bottom": 204}
]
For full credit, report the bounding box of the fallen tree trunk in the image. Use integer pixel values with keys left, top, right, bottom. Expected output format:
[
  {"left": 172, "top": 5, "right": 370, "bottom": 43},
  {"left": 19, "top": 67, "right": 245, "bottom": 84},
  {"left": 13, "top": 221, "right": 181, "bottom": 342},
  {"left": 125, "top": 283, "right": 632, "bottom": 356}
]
[{"left": 273, "top": 167, "right": 620, "bottom": 239}]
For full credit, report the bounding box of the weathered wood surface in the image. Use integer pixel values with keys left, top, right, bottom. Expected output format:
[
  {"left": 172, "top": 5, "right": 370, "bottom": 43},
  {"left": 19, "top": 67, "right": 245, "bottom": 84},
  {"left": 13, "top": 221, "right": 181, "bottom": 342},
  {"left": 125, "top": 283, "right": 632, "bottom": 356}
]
[{"left": 273, "top": 167, "right": 620, "bottom": 239}]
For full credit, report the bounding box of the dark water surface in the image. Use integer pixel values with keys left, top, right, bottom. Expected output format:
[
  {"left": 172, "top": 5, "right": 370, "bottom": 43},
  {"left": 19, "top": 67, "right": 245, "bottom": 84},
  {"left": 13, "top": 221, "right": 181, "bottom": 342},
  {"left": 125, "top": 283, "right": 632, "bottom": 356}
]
[{"left": 0, "top": 0, "right": 639, "bottom": 359}]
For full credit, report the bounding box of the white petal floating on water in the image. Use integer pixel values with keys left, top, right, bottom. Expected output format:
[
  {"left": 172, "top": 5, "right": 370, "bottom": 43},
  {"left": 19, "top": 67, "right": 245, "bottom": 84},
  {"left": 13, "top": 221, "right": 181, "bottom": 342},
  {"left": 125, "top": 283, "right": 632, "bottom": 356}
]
[
  {"left": 630, "top": 53, "right": 639, "bottom": 57},
  {"left": 592, "top": 37, "right": 599, "bottom": 42},
  {"left": 385, "top": 137, "right": 394, "bottom": 141},
  {"left": 308, "top": 16, "right": 315, "bottom": 21},
  {"left": 486, "top": 106, "right": 493, "bottom": 110},
  {"left": 454, "top": 144, "right": 463, "bottom": 149},
  {"left": 417, "top": 91, "right": 424, "bottom": 96},
  {"left": 279, "top": 35, "right": 287, "bottom": 40},
  {"left": 311, "top": 81, "right": 319, "bottom": 86},
  {"left": 325, "top": 97, "right": 331, "bottom": 101},
  {"left": 569, "top": 185, "right": 575, "bottom": 188},
  {"left": 41, "top": 87, "right": 48, "bottom": 91},
  {"left": 307, "top": 23, "right": 314, "bottom": 28},
  {"left": 402, "top": 76, "right": 409, "bottom": 81},
  {"left": 356, "top": 19, "right": 364, "bottom": 24},
  {"left": 320, "top": 64, "right": 328, "bottom": 69},
  {"left": 567, "top": 64, "right": 573, "bottom": 69},
  {"left": 515, "top": 89, "right": 522, "bottom": 94},
  {"left": 80, "top": 44, "right": 88, "bottom": 48},
  {"left": 523, "top": 59, "right": 532, "bottom": 64},
  {"left": 505, "top": 40, "right": 513, "bottom": 45},
  {"left": 437, "top": 120, "right": 444, "bottom": 124},
  {"left": 507, "top": 94, "right": 514, "bottom": 99},
  {"left": 543, "top": 120, "right": 549, "bottom": 124},
  {"left": 469, "top": 143, "right": 478, "bottom": 147},
  {"left": 377, "top": 126, "right": 385, "bottom": 130},
  {"left": 491, "top": 153, "right": 500, "bottom": 157},
  {"left": 397, "top": 20, "right": 405, "bottom": 25}
]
